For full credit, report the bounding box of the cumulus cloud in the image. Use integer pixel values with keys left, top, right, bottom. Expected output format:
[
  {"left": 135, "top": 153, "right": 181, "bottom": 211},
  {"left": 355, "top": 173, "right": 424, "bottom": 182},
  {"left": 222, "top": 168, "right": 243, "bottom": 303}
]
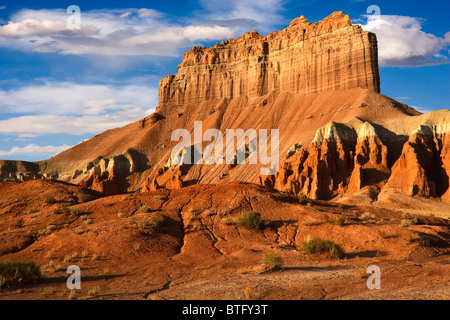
[
  {"left": 0, "top": 114, "right": 140, "bottom": 135},
  {"left": 0, "top": 8, "right": 235, "bottom": 56},
  {"left": 0, "top": 18, "right": 98, "bottom": 37},
  {"left": 361, "top": 15, "right": 450, "bottom": 66},
  {"left": 0, "top": 144, "right": 73, "bottom": 157},
  {"left": 0, "top": 81, "right": 158, "bottom": 135},
  {"left": 0, "top": 81, "right": 157, "bottom": 116}
]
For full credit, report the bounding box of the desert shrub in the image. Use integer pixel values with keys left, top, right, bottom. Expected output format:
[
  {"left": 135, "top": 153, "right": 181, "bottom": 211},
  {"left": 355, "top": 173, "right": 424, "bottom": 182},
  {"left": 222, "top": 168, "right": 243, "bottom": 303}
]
[
  {"left": 359, "top": 212, "right": 375, "bottom": 221},
  {"left": 68, "top": 289, "right": 78, "bottom": 300},
  {"left": 262, "top": 250, "right": 284, "bottom": 271},
  {"left": 203, "top": 210, "right": 214, "bottom": 217},
  {"left": 70, "top": 209, "right": 86, "bottom": 217},
  {"left": 28, "top": 209, "right": 39, "bottom": 214},
  {"left": 237, "top": 211, "right": 263, "bottom": 231},
  {"left": 333, "top": 217, "right": 345, "bottom": 226},
  {"left": 297, "top": 192, "right": 308, "bottom": 205},
  {"left": 137, "top": 213, "right": 164, "bottom": 236},
  {"left": 400, "top": 213, "right": 420, "bottom": 227},
  {"left": 140, "top": 205, "right": 151, "bottom": 213},
  {"left": 400, "top": 219, "right": 412, "bottom": 227},
  {"left": 301, "top": 236, "right": 344, "bottom": 259},
  {"left": 302, "top": 220, "right": 321, "bottom": 226},
  {"left": 44, "top": 196, "right": 56, "bottom": 205},
  {"left": 88, "top": 286, "right": 100, "bottom": 297},
  {"left": 0, "top": 260, "right": 41, "bottom": 284}
]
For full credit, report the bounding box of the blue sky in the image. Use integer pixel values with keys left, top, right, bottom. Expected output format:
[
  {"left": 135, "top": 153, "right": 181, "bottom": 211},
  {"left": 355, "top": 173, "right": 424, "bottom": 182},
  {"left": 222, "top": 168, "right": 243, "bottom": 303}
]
[{"left": 0, "top": 0, "right": 449, "bottom": 161}]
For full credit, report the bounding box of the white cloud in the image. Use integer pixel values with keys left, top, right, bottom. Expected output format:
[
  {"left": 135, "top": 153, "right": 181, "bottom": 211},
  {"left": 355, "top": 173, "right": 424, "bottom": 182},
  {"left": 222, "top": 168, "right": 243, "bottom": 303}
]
[
  {"left": 411, "top": 105, "right": 432, "bottom": 114},
  {"left": 0, "top": 114, "right": 142, "bottom": 135},
  {"left": 0, "top": 144, "right": 73, "bottom": 157},
  {"left": 0, "top": 81, "right": 158, "bottom": 116},
  {"left": 0, "top": 8, "right": 235, "bottom": 56},
  {"left": 0, "top": 18, "right": 98, "bottom": 37},
  {"left": 0, "top": 81, "right": 158, "bottom": 135},
  {"left": 361, "top": 15, "right": 450, "bottom": 66}
]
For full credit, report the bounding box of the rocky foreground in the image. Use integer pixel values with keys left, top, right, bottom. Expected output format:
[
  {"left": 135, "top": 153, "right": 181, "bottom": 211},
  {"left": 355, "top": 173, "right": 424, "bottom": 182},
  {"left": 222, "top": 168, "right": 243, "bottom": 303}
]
[{"left": 0, "top": 179, "right": 448, "bottom": 299}]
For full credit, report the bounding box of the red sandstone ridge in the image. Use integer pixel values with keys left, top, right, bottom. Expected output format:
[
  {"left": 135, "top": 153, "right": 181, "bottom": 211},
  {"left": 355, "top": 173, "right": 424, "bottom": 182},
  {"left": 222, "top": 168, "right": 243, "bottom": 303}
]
[{"left": 1, "top": 11, "right": 449, "bottom": 205}]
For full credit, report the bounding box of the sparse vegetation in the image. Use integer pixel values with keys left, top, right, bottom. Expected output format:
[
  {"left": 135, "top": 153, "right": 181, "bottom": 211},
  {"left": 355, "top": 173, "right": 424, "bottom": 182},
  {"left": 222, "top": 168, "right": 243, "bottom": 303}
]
[
  {"left": 137, "top": 213, "right": 165, "bottom": 236},
  {"left": 262, "top": 250, "right": 284, "bottom": 271},
  {"left": 359, "top": 212, "right": 375, "bottom": 221},
  {"left": 301, "top": 236, "right": 344, "bottom": 259},
  {"left": 68, "top": 289, "right": 78, "bottom": 300},
  {"left": 0, "top": 260, "right": 41, "bottom": 284},
  {"left": 41, "top": 288, "right": 53, "bottom": 298},
  {"left": 88, "top": 285, "right": 100, "bottom": 297},
  {"left": 44, "top": 261, "right": 63, "bottom": 273},
  {"left": 28, "top": 209, "right": 39, "bottom": 214},
  {"left": 237, "top": 211, "right": 263, "bottom": 231},
  {"left": 333, "top": 217, "right": 345, "bottom": 226},
  {"left": 400, "top": 213, "right": 421, "bottom": 227},
  {"left": 44, "top": 196, "right": 56, "bottom": 205},
  {"left": 140, "top": 205, "right": 151, "bottom": 213},
  {"left": 203, "top": 210, "right": 214, "bottom": 217},
  {"left": 154, "top": 195, "right": 168, "bottom": 201},
  {"left": 301, "top": 220, "right": 321, "bottom": 226},
  {"left": 297, "top": 192, "right": 309, "bottom": 205}
]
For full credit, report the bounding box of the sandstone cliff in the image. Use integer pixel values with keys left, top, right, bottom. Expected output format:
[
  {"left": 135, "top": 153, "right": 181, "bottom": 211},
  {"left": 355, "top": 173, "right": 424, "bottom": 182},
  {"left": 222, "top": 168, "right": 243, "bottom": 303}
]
[{"left": 159, "top": 11, "right": 380, "bottom": 105}]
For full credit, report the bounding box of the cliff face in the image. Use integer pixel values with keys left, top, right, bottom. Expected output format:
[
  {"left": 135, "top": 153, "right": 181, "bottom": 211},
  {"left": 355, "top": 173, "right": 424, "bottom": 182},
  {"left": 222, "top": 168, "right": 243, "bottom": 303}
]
[{"left": 159, "top": 11, "right": 380, "bottom": 105}]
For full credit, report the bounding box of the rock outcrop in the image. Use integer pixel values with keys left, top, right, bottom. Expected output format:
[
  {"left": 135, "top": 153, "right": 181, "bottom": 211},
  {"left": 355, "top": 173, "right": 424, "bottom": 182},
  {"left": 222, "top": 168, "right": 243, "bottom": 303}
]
[
  {"left": 159, "top": 11, "right": 379, "bottom": 105},
  {"left": 263, "top": 116, "right": 450, "bottom": 202}
]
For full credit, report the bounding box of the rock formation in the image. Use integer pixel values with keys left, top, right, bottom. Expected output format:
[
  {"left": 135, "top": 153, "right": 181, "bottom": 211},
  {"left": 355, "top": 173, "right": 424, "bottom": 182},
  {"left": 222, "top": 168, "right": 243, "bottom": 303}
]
[
  {"left": 264, "top": 115, "right": 450, "bottom": 202},
  {"left": 159, "top": 11, "right": 380, "bottom": 105}
]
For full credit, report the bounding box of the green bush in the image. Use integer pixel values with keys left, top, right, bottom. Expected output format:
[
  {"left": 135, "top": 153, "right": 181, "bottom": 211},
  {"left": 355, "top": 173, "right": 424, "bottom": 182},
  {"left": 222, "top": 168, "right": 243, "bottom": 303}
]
[
  {"left": 301, "top": 236, "right": 344, "bottom": 259},
  {"left": 237, "top": 211, "right": 263, "bottom": 231},
  {"left": 262, "top": 251, "right": 284, "bottom": 271},
  {"left": 44, "top": 196, "right": 56, "bottom": 205},
  {"left": 297, "top": 192, "right": 309, "bottom": 205},
  {"left": 0, "top": 260, "right": 41, "bottom": 284}
]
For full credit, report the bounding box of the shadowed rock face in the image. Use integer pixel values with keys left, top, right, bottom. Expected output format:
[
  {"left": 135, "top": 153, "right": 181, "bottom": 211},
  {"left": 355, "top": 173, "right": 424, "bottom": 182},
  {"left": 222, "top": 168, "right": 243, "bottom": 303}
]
[{"left": 159, "top": 11, "right": 380, "bottom": 105}]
